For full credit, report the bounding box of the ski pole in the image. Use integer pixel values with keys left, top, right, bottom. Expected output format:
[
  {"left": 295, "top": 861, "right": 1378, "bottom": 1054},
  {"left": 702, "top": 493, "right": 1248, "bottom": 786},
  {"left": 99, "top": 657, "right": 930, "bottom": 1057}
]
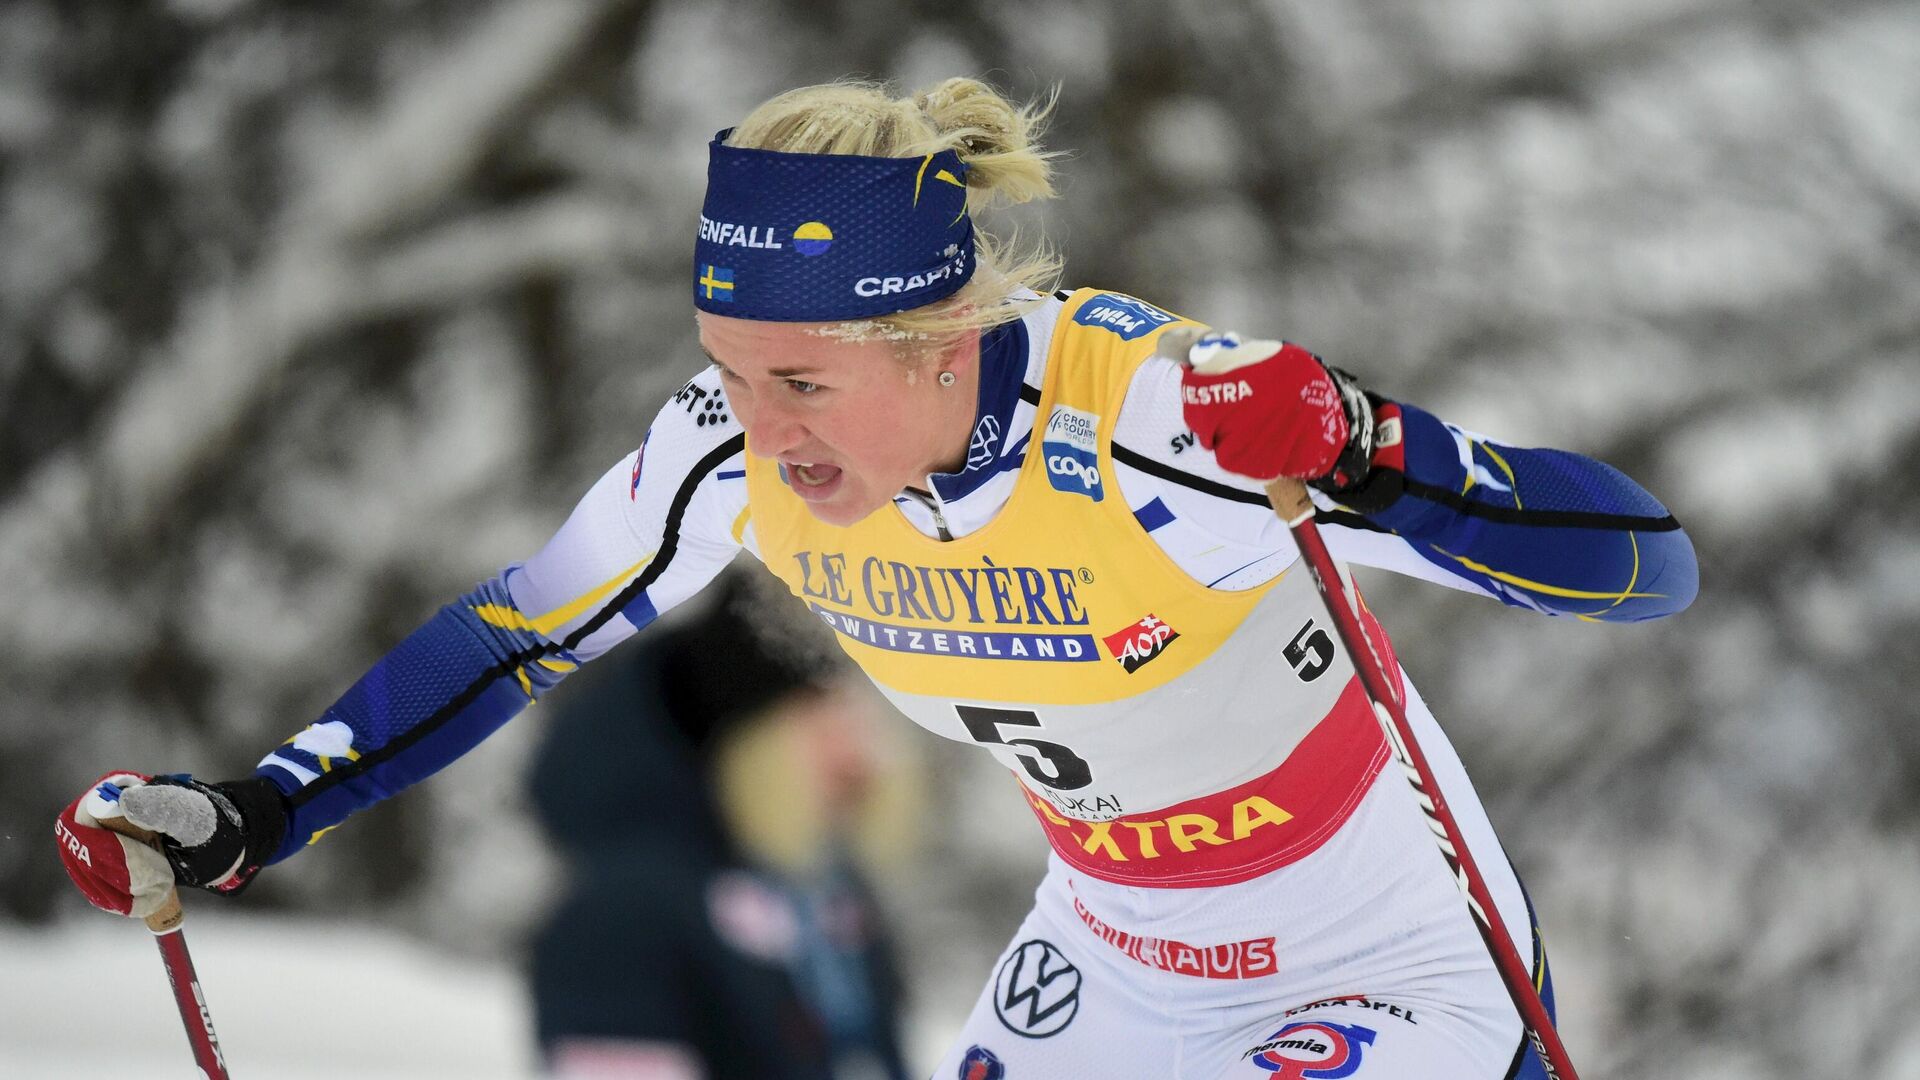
[
  {"left": 1263, "top": 475, "right": 1579, "bottom": 1080},
  {"left": 98, "top": 815, "right": 234, "bottom": 1080}
]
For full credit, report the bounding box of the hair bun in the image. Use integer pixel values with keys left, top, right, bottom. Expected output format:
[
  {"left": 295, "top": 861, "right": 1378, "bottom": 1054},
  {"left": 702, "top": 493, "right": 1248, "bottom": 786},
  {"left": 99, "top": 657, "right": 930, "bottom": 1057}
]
[{"left": 912, "top": 77, "right": 1057, "bottom": 208}]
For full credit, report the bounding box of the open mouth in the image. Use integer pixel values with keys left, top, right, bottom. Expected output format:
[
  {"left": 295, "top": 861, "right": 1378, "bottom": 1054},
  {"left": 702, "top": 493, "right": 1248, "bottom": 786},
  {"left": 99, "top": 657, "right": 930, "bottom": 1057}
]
[{"left": 786, "top": 460, "right": 844, "bottom": 497}]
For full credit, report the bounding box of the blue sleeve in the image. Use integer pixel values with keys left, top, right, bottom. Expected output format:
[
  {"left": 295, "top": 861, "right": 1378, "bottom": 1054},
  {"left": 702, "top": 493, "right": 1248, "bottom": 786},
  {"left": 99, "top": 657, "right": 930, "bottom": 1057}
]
[
  {"left": 248, "top": 376, "right": 749, "bottom": 863},
  {"left": 1357, "top": 403, "right": 1698, "bottom": 623},
  {"left": 254, "top": 572, "right": 580, "bottom": 862}
]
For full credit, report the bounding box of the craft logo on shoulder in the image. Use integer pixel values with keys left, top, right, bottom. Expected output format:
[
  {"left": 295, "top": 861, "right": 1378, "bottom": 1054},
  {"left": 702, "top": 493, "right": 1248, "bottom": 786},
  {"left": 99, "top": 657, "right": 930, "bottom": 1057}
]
[
  {"left": 993, "top": 940, "right": 1081, "bottom": 1039},
  {"left": 854, "top": 247, "right": 969, "bottom": 298},
  {"left": 1244, "top": 1022, "right": 1376, "bottom": 1078},
  {"left": 1102, "top": 613, "right": 1178, "bottom": 673},
  {"left": 958, "top": 1045, "right": 1005, "bottom": 1080},
  {"left": 1073, "top": 292, "right": 1177, "bottom": 340},
  {"left": 1043, "top": 404, "right": 1103, "bottom": 502},
  {"left": 698, "top": 215, "right": 784, "bottom": 249}
]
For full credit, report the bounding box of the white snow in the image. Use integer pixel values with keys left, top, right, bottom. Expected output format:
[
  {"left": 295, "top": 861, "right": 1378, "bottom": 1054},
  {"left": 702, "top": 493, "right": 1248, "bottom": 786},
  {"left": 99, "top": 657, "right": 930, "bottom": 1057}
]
[{"left": 0, "top": 913, "right": 538, "bottom": 1079}]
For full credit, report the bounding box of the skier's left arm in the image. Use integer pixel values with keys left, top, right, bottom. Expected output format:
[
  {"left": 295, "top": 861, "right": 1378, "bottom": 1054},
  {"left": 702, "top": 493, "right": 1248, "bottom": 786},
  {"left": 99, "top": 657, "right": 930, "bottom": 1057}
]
[{"left": 1177, "top": 334, "right": 1697, "bottom": 622}]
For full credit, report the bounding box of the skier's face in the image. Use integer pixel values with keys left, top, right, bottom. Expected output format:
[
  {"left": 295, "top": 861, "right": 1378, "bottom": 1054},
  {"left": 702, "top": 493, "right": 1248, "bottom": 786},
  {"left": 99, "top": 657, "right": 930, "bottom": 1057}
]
[{"left": 698, "top": 313, "right": 980, "bottom": 527}]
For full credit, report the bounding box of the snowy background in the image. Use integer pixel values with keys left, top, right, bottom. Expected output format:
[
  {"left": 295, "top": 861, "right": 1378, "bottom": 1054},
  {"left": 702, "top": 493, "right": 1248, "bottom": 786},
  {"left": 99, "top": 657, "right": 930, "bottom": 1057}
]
[{"left": 3, "top": 0, "right": 1918, "bottom": 1076}]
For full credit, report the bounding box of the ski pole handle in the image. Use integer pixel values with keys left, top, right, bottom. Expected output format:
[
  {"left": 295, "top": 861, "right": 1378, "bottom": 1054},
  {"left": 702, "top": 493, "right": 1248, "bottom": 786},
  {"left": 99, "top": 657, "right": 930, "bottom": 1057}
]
[
  {"left": 1263, "top": 476, "right": 1315, "bottom": 525},
  {"left": 97, "top": 815, "right": 185, "bottom": 933},
  {"left": 98, "top": 813, "right": 234, "bottom": 1078}
]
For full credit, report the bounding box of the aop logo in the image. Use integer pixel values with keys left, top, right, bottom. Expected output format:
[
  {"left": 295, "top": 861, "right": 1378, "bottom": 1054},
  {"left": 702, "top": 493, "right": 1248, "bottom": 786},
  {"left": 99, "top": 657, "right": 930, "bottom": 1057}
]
[
  {"left": 993, "top": 939, "right": 1081, "bottom": 1038},
  {"left": 1102, "top": 613, "right": 1179, "bottom": 673},
  {"left": 1244, "top": 1021, "right": 1376, "bottom": 1078}
]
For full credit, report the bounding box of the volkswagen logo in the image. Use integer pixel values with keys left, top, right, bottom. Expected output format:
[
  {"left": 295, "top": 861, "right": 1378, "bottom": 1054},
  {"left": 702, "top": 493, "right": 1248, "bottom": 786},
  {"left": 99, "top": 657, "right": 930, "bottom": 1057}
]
[{"left": 992, "top": 939, "right": 1081, "bottom": 1038}]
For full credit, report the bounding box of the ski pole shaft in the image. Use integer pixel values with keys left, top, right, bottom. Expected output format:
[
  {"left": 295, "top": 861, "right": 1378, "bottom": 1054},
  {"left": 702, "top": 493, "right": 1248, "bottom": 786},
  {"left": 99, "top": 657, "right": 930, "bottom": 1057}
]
[
  {"left": 1264, "top": 476, "right": 1580, "bottom": 1080},
  {"left": 99, "top": 815, "right": 233, "bottom": 1079}
]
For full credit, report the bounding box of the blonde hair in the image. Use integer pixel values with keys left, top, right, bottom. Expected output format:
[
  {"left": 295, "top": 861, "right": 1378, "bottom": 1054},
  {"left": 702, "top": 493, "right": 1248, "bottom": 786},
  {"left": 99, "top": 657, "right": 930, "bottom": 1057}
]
[{"left": 725, "top": 77, "right": 1063, "bottom": 345}]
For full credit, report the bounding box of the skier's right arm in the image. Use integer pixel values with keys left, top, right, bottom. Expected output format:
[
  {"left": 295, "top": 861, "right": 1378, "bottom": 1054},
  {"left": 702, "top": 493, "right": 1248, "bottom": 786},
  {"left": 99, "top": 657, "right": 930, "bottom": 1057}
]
[{"left": 56, "top": 369, "right": 750, "bottom": 916}]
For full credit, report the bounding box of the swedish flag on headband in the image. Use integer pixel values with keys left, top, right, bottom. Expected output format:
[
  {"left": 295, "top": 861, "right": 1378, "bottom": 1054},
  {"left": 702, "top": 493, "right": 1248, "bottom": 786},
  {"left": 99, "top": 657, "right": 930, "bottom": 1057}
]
[
  {"left": 698, "top": 264, "right": 736, "bottom": 302},
  {"left": 693, "top": 130, "right": 974, "bottom": 321}
]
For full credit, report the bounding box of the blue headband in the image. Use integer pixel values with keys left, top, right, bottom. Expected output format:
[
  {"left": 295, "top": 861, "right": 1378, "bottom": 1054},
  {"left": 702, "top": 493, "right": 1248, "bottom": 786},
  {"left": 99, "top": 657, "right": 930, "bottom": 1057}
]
[{"left": 693, "top": 130, "right": 975, "bottom": 321}]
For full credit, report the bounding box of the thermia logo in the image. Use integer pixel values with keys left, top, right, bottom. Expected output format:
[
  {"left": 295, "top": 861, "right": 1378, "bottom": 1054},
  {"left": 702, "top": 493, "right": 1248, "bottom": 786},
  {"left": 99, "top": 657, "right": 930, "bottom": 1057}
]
[
  {"left": 1043, "top": 405, "right": 1104, "bottom": 502},
  {"left": 1072, "top": 292, "right": 1177, "bottom": 340},
  {"left": 1244, "top": 1022, "right": 1377, "bottom": 1079}
]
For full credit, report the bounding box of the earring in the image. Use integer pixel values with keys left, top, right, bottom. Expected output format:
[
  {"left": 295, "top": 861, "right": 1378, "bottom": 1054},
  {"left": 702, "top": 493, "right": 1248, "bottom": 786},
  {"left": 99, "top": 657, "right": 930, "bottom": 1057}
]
[{"left": 938, "top": 371, "right": 957, "bottom": 388}]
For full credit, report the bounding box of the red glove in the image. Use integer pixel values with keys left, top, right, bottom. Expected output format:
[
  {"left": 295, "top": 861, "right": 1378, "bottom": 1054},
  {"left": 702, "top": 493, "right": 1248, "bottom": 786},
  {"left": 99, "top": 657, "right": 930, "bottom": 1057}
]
[
  {"left": 54, "top": 771, "right": 178, "bottom": 919},
  {"left": 1178, "top": 334, "right": 1351, "bottom": 482},
  {"left": 56, "top": 770, "right": 285, "bottom": 917}
]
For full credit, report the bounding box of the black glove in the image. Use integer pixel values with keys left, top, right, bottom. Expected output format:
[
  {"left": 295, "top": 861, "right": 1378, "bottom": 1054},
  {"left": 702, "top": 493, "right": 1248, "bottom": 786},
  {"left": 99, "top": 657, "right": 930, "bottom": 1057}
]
[
  {"left": 120, "top": 774, "right": 289, "bottom": 896},
  {"left": 1308, "top": 364, "right": 1405, "bottom": 515}
]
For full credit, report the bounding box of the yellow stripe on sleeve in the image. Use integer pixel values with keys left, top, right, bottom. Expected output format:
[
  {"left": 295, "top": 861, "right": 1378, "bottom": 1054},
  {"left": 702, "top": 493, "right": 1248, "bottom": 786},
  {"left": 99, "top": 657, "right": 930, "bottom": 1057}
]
[
  {"left": 730, "top": 506, "right": 752, "bottom": 546},
  {"left": 1602, "top": 532, "right": 1642, "bottom": 614},
  {"left": 1478, "top": 442, "right": 1523, "bottom": 509},
  {"left": 472, "top": 604, "right": 535, "bottom": 633},
  {"left": 471, "top": 553, "right": 656, "bottom": 641},
  {"left": 1434, "top": 547, "right": 1665, "bottom": 603},
  {"left": 526, "top": 553, "right": 655, "bottom": 636}
]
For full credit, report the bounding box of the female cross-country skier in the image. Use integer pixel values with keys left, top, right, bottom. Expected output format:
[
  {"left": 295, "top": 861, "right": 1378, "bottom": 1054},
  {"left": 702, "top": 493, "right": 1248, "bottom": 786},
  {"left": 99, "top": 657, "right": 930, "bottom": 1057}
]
[{"left": 57, "top": 77, "right": 1696, "bottom": 1079}]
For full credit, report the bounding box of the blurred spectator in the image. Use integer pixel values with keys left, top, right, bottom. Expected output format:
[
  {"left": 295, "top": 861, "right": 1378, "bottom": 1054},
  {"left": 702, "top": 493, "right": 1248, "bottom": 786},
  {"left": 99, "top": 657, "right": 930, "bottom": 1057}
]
[{"left": 527, "top": 572, "right": 914, "bottom": 1080}]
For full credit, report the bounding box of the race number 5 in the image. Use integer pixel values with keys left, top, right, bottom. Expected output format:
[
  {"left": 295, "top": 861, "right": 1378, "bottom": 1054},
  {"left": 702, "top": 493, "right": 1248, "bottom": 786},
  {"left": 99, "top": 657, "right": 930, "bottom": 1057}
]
[
  {"left": 1285, "top": 619, "right": 1335, "bottom": 682},
  {"left": 955, "top": 706, "right": 1093, "bottom": 791}
]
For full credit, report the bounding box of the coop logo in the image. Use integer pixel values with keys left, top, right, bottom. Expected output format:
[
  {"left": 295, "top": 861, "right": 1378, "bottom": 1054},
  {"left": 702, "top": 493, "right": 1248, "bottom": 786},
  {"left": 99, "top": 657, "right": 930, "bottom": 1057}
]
[
  {"left": 1244, "top": 1022, "right": 1376, "bottom": 1078},
  {"left": 1102, "top": 613, "right": 1179, "bottom": 673},
  {"left": 993, "top": 940, "right": 1081, "bottom": 1038},
  {"left": 1042, "top": 404, "right": 1103, "bottom": 502},
  {"left": 1073, "top": 292, "right": 1177, "bottom": 340}
]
